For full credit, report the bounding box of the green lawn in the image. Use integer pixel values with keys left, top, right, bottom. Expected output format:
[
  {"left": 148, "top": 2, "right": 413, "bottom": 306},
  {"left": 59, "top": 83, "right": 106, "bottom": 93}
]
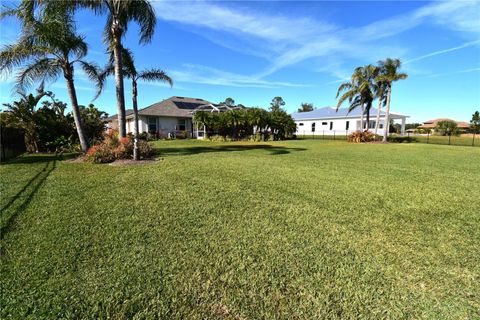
[{"left": 1, "top": 140, "right": 479, "bottom": 319}]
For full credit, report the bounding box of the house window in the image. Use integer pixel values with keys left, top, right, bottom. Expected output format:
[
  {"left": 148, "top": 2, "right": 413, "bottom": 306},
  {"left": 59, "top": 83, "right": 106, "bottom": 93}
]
[
  {"left": 148, "top": 117, "right": 157, "bottom": 133},
  {"left": 322, "top": 122, "right": 328, "bottom": 125},
  {"left": 299, "top": 123, "right": 304, "bottom": 126},
  {"left": 369, "top": 120, "right": 376, "bottom": 129},
  {"left": 330, "top": 121, "right": 333, "bottom": 130},
  {"left": 311, "top": 122, "right": 316, "bottom": 132},
  {"left": 346, "top": 121, "right": 350, "bottom": 130},
  {"left": 379, "top": 124, "right": 384, "bottom": 129},
  {"left": 176, "top": 118, "right": 186, "bottom": 131}
]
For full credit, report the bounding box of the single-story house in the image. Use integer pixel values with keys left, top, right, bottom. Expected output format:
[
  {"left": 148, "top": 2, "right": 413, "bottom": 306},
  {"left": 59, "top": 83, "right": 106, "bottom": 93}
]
[
  {"left": 291, "top": 107, "right": 408, "bottom": 136},
  {"left": 106, "top": 96, "right": 214, "bottom": 138},
  {"left": 417, "top": 118, "right": 470, "bottom": 131}
]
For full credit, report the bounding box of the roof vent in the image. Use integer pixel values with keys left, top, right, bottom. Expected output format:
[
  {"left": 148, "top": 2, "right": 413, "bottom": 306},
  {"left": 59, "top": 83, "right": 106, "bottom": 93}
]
[{"left": 175, "top": 96, "right": 184, "bottom": 99}]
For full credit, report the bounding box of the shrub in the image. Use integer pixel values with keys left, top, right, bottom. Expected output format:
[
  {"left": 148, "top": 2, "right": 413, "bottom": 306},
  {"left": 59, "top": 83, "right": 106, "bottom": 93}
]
[
  {"left": 388, "top": 136, "right": 417, "bottom": 143},
  {"left": 85, "top": 144, "right": 115, "bottom": 163},
  {"left": 84, "top": 129, "right": 153, "bottom": 163},
  {"left": 347, "top": 131, "right": 376, "bottom": 143}
]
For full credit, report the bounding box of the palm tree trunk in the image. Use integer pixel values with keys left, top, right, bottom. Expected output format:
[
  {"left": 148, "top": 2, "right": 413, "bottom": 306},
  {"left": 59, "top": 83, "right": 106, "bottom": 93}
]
[
  {"left": 366, "top": 105, "right": 371, "bottom": 132},
  {"left": 374, "top": 99, "right": 382, "bottom": 136},
  {"left": 360, "top": 103, "right": 365, "bottom": 131},
  {"left": 64, "top": 65, "right": 89, "bottom": 152},
  {"left": 113, "top": 33, "right": 126, "bottom": 138},
  {"left": 132, "top": 79, "right": 140, "bottom": 161},
  {"left": 383, "top": 85, "right": 392, "bottom": 142}
]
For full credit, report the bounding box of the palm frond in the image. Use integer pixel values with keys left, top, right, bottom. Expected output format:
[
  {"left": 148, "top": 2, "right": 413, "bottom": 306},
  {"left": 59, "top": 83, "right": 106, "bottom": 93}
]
[
  {"left": 335, "top": 82, "right": 352, "bottom": 98},
  {"left": 14, "top": 57, "right": 62, "bottom": 91},
  {"left": 78, "top": 60, "right": 104, "bottom": 101},
  {"left": 138, "top": 68, "right": 173, "bottom": 87},
  {"left": 336, "top": 91, "right": 355, "bottom": 110}
]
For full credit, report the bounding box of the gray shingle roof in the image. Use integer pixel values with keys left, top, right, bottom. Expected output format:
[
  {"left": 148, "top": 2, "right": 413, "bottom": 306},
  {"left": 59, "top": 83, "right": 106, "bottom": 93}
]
[
  {"left": 291, "top": 107, "right": 386, "bottom": 120},
  {"left": 106, "top": 97, "right": 214, "bottom": 121}
]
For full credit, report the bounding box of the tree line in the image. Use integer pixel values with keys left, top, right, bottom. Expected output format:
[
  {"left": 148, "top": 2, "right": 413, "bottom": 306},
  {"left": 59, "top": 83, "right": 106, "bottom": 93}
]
[{"left": 194, "top": 97, "right": 296, "bottom": 141}]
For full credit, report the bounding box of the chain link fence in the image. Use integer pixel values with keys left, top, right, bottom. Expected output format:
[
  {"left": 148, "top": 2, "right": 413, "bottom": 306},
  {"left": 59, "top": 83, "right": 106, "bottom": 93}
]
[{"left": 295, "top": 130, "right": 479, "bottom": 147}]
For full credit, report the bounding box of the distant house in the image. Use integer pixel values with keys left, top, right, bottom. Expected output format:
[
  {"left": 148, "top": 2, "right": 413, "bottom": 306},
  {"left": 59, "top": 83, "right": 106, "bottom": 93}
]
[
  {"left": 291, "top": 107, "right": 408, "bottom": 136},
  {"left": 106, "top": 96, "right": 214, "bottom": 138},
  {"left": 417, "top": 118, "right": 470, "bottom": 132}
]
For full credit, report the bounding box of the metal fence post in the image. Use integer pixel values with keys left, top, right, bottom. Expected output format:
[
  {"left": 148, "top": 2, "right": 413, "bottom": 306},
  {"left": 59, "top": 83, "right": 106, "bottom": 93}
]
[
  {"left": 473, "top": 132, "right": 476, "bottom": 147},
  {"left": 448, "top": 134, "right": 451, "bottom": 145},
  {"left": 334, "top": 130, "right": 336, "bottom": 140},
  {"left": 427, "top": 132, "right": 430, "bottom": 144},
  {"left": 346, "top": 130, "right": 348, "bottom": 140},
  {"left": 323, "top": 130, "right": 325, "bottom": 140}
]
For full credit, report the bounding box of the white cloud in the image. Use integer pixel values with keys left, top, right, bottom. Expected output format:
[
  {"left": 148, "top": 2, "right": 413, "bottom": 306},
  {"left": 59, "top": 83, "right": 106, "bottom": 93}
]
[
  {"left": 405, "top": 40, "right": 480, "bottom": 64},
  {"left": 153, "top": 0, "right": 480, "bottom": 83},
  {"left": 170, "top": 64, "right": 310, "bottom": 88}
]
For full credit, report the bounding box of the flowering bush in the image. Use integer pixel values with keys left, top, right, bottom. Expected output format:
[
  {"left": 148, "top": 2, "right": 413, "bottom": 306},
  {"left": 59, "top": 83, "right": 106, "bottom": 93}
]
[{"left": 84, "top": 129, "right": 153, "bottom": 163}]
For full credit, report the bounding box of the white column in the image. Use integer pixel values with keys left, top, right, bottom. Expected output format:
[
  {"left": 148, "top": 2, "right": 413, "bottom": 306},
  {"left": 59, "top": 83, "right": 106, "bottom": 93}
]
[{"left": 401, "top": 117, "right": 406, "bottom": 136}]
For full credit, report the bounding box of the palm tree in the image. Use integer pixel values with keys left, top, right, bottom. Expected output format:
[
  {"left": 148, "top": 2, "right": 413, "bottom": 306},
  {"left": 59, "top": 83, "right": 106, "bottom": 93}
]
[
  {"left": 0, "top": 4, "right": 102, "bottom": 152},
  {"left": 78, "top": 0, "right": 156, "bottom": 138},
  {"left": 99, "top": 47, "right": 172, "bottom": 160},
  {"left": 373, "top": 79, "right": 387, "bottom": 136},
  {"left": 336, "top": 65, "right": 376, "bottom": 131},
  {"left": 376, "top": 58, "right": 408, "bottom": 142}
]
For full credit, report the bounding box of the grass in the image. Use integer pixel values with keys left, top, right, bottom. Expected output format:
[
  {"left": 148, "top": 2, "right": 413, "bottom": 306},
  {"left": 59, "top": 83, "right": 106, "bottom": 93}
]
[
  {"left": 1, "top": 140, "right": 479, "bottom": 319},
  {"left": 297, "top": 133, "right": 479, "bottom": 147}
]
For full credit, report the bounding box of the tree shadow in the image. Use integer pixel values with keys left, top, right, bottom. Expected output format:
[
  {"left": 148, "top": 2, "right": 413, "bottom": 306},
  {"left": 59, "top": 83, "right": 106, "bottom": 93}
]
[
  {"left": 157, "top": 144, "right": 307, "bottom": 157},
  {"left": 1, "top": 159, "right": 56, "bottom": 239},
  {"left": 1, "top": 153, "right": 78, "bottom": 165}
]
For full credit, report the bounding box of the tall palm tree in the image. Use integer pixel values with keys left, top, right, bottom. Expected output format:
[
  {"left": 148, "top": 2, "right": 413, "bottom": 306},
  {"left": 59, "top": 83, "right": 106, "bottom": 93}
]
[
  {"left": 99, "top": 47, "right": 172, "bottom": 160},
  {"left": 336, "top": 65, "right": 376, "bottom": 131},
  {"left": 373, "top": 79, "right": 387, "bottom": 136},
  {"left": 376, "top": 58, "right": 408, "bottom": 142},
  {"left": 77, "top": 0, "right": 156, "bottom": 138},
  {"left": 0, "top": 4, "right": 102, "bottom": 152}
]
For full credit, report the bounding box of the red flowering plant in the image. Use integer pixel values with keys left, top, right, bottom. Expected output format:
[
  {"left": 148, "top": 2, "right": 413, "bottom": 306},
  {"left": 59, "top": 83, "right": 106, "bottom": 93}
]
[{"left": 84, "top": 129, "right": 151, "bottom": 163}]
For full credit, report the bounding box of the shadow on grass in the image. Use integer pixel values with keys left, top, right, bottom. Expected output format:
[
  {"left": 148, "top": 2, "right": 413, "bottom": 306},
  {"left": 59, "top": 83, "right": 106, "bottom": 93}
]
[
  {"left": 1, "top": 153, "right": 78, "bottom": 165},
  {"left": 157, "top": 144, "right": 307, "bottom": 157},
  {"left": 0, "top": 159, "right": 56, "bottom": 239}
]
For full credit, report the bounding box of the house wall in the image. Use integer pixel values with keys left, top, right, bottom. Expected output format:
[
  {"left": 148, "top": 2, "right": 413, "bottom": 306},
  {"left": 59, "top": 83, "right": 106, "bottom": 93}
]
[
  {"left": 295, "top": 117, "right": 387, "bottom": 135},
  {"left": 127, "top": 116, "right": 193, "bottom": 137}
]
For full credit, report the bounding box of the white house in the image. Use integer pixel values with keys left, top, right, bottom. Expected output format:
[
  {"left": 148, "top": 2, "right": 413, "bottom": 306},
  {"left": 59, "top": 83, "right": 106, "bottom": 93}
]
[{"left": 291, "top": 107, "right": 408, "bottom": 136}]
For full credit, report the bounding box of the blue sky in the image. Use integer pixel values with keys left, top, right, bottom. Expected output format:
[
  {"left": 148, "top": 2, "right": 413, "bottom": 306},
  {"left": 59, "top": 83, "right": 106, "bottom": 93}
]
[{"left": 1, "top": 0, "right": 479, "bottom": 123}]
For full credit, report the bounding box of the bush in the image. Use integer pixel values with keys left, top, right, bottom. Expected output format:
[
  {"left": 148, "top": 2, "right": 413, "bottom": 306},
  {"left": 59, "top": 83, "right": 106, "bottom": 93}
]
[
  {"left": 347, "top": 131, "right": 376, "bottom": 143},
  {"left": 388, "top": 136, "right": 417, "bottom": 143},
  {"left": 84, "top": 129, "right": 153, "bottom": 163}
]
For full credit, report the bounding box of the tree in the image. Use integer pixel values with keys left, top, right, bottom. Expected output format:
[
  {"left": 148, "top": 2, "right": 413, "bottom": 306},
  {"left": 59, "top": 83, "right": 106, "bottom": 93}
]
[
  {"left": 373, "top": 78, "right": 387, "bottom": 136},
  {"left": 0, "top": 3, "right": 102, "bottom": 152},
  {"left": 336, "top": 65, "right": 376, "bottom": 131},
  {"left": 1, "top": 84, "right": 55, "bottom": 152},
  {"left": 76, "top": 0, "right": 157, "bottom": 138},
  {"left": 79, "top": 104, "right": 109, "bottom": 145},
  {"left": 436, "top": 120, "right": 460, "bottom": 136},
  {"left": 298, "top": 103, "right": 314, "bottom": 112},
  {"left": 99, "top": 47, "right": 172, "bottom": 160},
  {"left": 221, "top": 97, "right": 235, "bottom": 107},
  {"left": 376, "top": 58, "right": 408, "bottom": 142},
  {"left": 270, "top": 96, "right": 285, "bottom": 112},
  {"left": 471, "top": 111, "right": 480, "bottom": 133}
]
